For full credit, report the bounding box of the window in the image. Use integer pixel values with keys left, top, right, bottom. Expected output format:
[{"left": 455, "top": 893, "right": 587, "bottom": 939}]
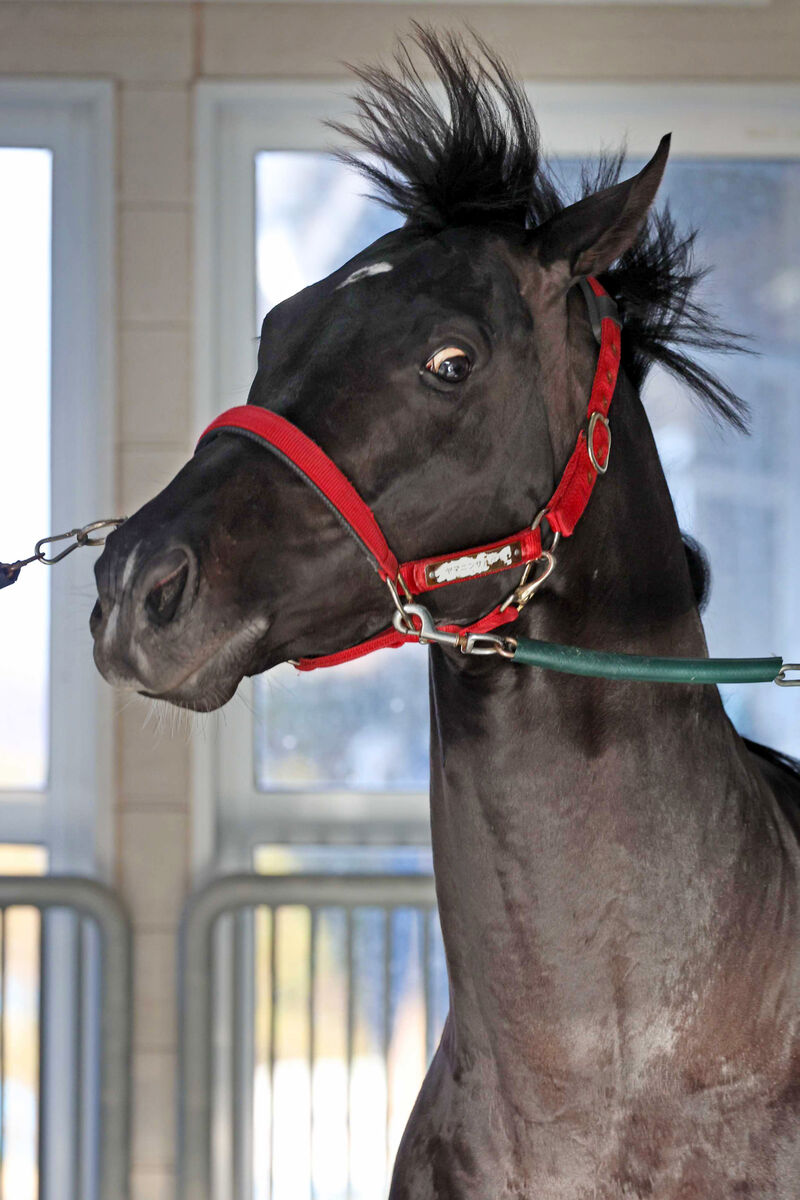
[
  {"left": 196, "top": 82, "right": 800, "bottom": 1199},
  {"left": 0, "top": 81, "right": 113, "bottom": 1200},
  {"left": 0, "top": 81, "right": 114, "bottom": 875},
  {"left": 197, "top": 82, "right": 800, "bottom": 864},
  {"left": 557, "top": 154, "right": 800, "bottom": 756}
]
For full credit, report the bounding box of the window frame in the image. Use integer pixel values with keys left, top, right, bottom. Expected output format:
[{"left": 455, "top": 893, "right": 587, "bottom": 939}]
[
  {"left": 194, "top": 80, "right": 800, "bottom": 874},
  {"left": 0, "top": 80, "right": 115, "bottom": 876}
]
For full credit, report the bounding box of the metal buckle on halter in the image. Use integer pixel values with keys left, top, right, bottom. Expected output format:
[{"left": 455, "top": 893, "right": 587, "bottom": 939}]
[
  {"left": 499, "top": 509, "right": 560, "bottom": 614},
  {"left": 587, "top": 412, "right": 611, "bottom": 475},
  {"left": 776, "top": 664, "right": 800, "bottom": 687},
  {"left": 391, "top": 602, "right": 515, "bottom": 658}
]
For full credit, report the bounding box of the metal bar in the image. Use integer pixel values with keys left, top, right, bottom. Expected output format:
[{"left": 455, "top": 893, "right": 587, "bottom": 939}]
[
  {"left": 40, "top": 909, "right": 79, "bottom": 1200},
  {"left": 232, "top": 914, "right": 242, "bottom": 1200},
  {"left": 345, "top": 908, "right": 354, "bottom": 1200},
  {"left": 82, "top": 920, "right": 102, "bottom": 1200},
  {"left": 234, "top": 910, "right": 255, "bottom": 1200},
  {"left": 383, "top": 907, "right": 392, "bottom": 1182},
  {"left": 37, "top": 912, "right": 47, "bottom": 1200},
  {"left": 211, "top": 916, "right": 235, "bottom": 1200},
  {"left": 75, "top": 914, "right": 85, "bottom": 1200},
  {"left": 0, "top": 876, "right": 131, "bottom": 1200},
  {"left": 308, "top": 908, "right": 316, "bottom": 1200},
  {"left": 178, "top": 874, "right": 436, "bottom": 1200},
  {"left": 0, "top": 906, "right": 6, "bottom": 1200},
  {"left": 269, "top": 907, "right": 278, "bottom": 1200}
]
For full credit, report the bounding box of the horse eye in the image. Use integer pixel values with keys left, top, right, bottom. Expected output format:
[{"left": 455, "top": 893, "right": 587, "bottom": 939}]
[{"left": 424, "top": 346, "right": 472, "bottom": 383}]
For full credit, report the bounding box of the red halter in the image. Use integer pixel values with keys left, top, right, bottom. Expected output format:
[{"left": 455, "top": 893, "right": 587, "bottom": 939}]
[{"left": 197, "top": 277, "right": 621, "bottom": 670}]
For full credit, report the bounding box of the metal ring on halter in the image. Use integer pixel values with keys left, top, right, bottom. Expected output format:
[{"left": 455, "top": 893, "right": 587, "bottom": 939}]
[
  {"left": 385, "top": 576, "right": 416, "bottom": 635},
  {"left": 776, "top": 664, "right": 800, "bottom": 687},
  {"left": 492, "top": 635, "right": 518, "bottom": 660},
  {"left": 75, "top": 518, "right": 127, "bottom": 547},
  {"left": 530, "top": 508, "right": 561, "bottom": 556},
  {"left": 587, "top": 412, "right": 611, "bottom": 475},
  {"left": 499, "top": 509, "right": 561, "bottom": 613},
  {"left": 500, "top": 550, "right": 558, "bottom": 613}
]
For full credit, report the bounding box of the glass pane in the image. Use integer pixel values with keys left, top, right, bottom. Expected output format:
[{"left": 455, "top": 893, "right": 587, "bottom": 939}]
[
  {"left": 255, "top": 152, "right": 400, "bottom": 315},
  {"left": 0, "top": 148, "right": 52, "bottom": 790},
  {"left": 0, "top": 845, "right": 47, "bottom": 876},
  {"left": 253, "top": 152, "right": 800, "bottom": 788},
  {"left": 518, "top": 155, "right": 800, "bottom": 758},
  {"left": 253, "top": 153, "right": 425, "bottom": 794},
  {"left": 641, "top": 159, "right": 800, "bottom": 758},
  {"left": 254, "top": 653, "right": 429, "bottom": 792},
  {"left": 255, "top": 844, "right": 433, "bottom": 876}
]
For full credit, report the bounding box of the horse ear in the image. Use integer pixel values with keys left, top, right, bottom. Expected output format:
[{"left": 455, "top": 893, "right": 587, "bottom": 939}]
[{"left": 532, "top": 134, "right": 671, "bottom": 282}]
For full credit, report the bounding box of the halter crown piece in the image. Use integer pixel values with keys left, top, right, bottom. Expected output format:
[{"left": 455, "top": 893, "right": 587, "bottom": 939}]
[{"left": 196, "top": 277, "right": 618, "bottom": 671}]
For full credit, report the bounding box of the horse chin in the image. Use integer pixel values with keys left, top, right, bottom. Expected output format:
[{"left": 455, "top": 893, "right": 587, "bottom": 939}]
[
  {"left": 136, "top": 615, "right": 273, "bottom": 712},
  {"left": 140, "top": 677, "right": 240, "bottom": 713}
]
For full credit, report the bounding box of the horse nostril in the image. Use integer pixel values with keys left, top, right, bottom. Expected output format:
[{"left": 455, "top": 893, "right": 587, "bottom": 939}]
[{"left": 144, "top": 557, "right": 190, "bottom": 627}]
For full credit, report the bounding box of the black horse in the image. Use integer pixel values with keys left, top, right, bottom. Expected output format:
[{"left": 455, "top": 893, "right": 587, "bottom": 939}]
[{"left": 92, "top": 30, "right": 800, "bottom": 1198}]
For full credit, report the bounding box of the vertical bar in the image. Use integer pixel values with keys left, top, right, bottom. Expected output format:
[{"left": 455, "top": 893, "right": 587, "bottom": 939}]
[
  {"left": 234, "top": 910, "right": 255, "bottom": 1200},
  {"left": 212, "top": 916, "right": 235, "bottom": 1200},
  {"left": 80, "top": 919, "right": 102, "bottom": 1200},
  {"left": 232, "top": 913, "right": 242, "bottom": 1200},
  {"left": 308, "top": 909, "right": 316, "bottom": 1200},
  {"left": 40, "top": 909, "right": 80, "bottom": 1200},
  {"left": 268, "top": 908, "right": 277, "bottom": 1200},
  {"left": 422, "top": 909, "right": 433, "bottom": 1066},
  {"left": 252, "top": 906, "right": 272, "bottom": 1200},
  {"left": 345, "top": 908, "right": 354, "bottom": 1200},
  {"left": 0, "top": 906, "right": 6, "bottom": 1200},
  {"left": 74, "top": 918, "right": 85, "bottom": 1200},
  {"left": 231, "top": 917, "right": 239, "bottom": 1200},
  {"left": 33, "top": 912, "right": 42, "bottom": 1200},
  {"left": 382, "top": 908, "right": 391, "bottom": 1187},
  {"left": 37, "top": 911, "right": 47, "bottom": 1200}
]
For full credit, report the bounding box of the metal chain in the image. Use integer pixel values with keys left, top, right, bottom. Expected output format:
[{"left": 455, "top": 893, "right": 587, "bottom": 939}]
[{"left": 1, "top": 518, "right": 126, "bottom": 588}]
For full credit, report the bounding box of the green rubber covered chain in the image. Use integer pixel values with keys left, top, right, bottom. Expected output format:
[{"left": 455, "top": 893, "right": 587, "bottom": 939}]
[{"left": 511, "top": 636, "right": 797, "bottom": 685}]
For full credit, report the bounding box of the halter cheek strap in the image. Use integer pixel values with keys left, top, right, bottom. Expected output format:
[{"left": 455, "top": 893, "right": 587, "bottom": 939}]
[{"left": 196, "top": 276, "right": 622, "bottom": 671}]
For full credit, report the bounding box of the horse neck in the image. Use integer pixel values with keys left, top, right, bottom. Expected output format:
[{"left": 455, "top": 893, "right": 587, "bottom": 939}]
[{"left": 426, "top": 374, "right": 797, "bottom": 1100}]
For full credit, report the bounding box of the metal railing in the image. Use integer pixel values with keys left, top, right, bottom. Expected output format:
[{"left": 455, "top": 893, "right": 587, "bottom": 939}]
[
  {"left": 178, "top": 873, "right": 442, "bottom": 1200},
  {"left": 0, "top": 876, "right": 131, "bottom": 1200}
]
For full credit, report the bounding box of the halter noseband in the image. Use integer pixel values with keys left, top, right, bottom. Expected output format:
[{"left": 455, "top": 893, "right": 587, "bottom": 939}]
[{"left": 196, "top": 277, "right": 621, "bottom": 671}]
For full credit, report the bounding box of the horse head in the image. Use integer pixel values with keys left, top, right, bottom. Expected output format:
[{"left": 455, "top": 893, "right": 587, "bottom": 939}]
[{"left": 91, "top": 30, "right": 740, "bottom": 711}]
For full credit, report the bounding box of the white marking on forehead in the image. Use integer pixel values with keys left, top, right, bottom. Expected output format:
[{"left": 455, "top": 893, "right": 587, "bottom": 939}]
[{"left": 336, "top": 261, "right": 394, "bottom": 290}]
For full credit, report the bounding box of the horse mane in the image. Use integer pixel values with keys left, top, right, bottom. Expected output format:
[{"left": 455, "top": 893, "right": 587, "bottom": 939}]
[{"left": 332, "top": 25, "right": 748, "bottom": 430}]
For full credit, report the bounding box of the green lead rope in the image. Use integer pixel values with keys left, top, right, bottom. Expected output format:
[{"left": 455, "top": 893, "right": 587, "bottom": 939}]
[
  {"left": 395, "top": 602, "right": 797, "bottom": 686},
  {"left": 511, "top": 637, "right": 792, "bottom": 685}
]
